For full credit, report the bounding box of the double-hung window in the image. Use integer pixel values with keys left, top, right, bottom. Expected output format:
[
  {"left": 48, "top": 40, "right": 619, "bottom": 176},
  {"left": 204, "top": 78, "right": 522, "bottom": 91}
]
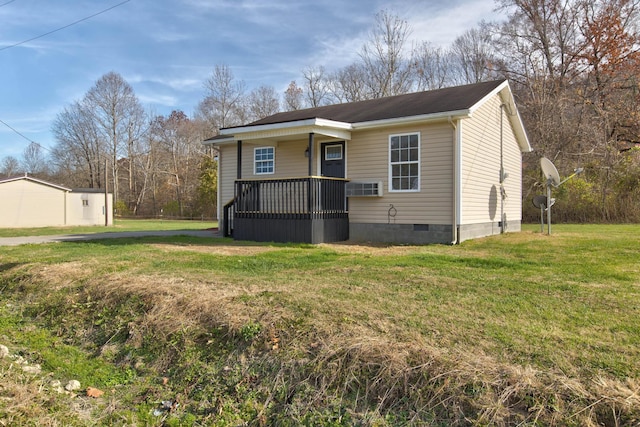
[
  {"left": 389, "top": 133, "right": 420, "bottom": 191},
  {"left": 254, "top": 147, "right": 274, "bottom": 175}
]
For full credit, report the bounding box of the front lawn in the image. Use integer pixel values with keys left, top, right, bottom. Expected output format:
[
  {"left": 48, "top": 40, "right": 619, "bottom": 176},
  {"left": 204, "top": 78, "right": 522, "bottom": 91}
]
[{"left": 0, "top": 224, "right": 637, "bottom": 425}]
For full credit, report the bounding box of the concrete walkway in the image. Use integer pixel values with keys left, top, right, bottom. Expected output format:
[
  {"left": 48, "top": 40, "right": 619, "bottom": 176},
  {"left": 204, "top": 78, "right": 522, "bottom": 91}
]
[{"left": 0, "top": 229, "right": 219, "bottom": 246}]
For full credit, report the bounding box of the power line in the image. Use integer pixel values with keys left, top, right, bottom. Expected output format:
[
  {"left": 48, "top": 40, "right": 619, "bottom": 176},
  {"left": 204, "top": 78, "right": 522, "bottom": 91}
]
[
  {"left": 0, "top": 0, "right": 17, "bottom": 8},
  {"left": 0, "top": 0, "right": 131, "bottom": 52},
  {"left": 0, "top": 118, "right": 50, "bottom": 152}
]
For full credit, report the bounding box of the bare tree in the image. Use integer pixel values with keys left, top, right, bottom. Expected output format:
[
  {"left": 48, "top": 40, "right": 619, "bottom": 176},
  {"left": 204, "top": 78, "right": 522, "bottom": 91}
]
[
  {"left": 451, "top": 26, "right": 498, "bottom": 84},
  {"left": 303, "top": 66, "right": 332, "bottom": 107},
  {"left": 328, "top": 64, "right": 370, "bottom": 102},
  {"left": 84, "top": 71, "right": 146, "bottom": 209},
  {"left": 51, "top": 100, "right": 105, "bottom": 188},
  {"left": 496, "top": 0, "right": 582, "bottom": 86},
  {"left": 412, "top": 42, "right": 455, "bottom": 90},
  {"left": 248, "top": 85, "right": 280, "bottom": 121},
  {"left": 284, "top": 80, "right": 304, "bottom": 110},
  {"left": 150, "top": 111, "right": 206, "bottom": 217},
  {"left": 20, "top": 142, "right": 49, "bottom": 176},
  {"left": 359, "top": 10, "right": 414, "bottom": 98},
  {"left": 197, "top": 64, "right": 247, "bottom": 133},
  {"left": 0, "top": 156, "right": 20, "bottom": 177}
]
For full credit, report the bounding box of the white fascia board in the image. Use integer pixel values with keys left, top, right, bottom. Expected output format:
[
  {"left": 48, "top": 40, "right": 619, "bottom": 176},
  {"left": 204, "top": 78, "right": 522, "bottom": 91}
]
[
  {"left": 216, "top": 118, "right": 352, "bottom": 142},
  {"left": 219, "top": 118, "right": 352, "bottom": 136},
  {"left": 203, "top": 136, "right": 236, "bottom": 146},
  {"left": 470, "top": 81, "right": 532, "bottom": 153},
  {"left": 352, "top": 109, "right": 471, "bottom": 130},
  {"left": 314, "top": 118, "right": 353, "bottom": 130},
  {"left": 509, "top": 109, "right": 532, "bottom": 153},
  {"left": 313, "top": 126, "right": 352, "bottom": 140},
  {"left": 469, "top": 80, "right": 510, "bottom": 115}
]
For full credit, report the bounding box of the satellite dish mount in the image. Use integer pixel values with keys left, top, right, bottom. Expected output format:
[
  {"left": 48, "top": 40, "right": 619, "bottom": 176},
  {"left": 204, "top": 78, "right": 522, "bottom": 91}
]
[{"left": 538, "top": 157, "right": 583, "bottom": 235}]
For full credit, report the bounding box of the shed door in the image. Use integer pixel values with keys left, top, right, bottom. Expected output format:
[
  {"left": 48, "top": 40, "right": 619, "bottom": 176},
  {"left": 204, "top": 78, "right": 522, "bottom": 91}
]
[{"left": 320, "top": 142, "right": 345, "bottom": 178}]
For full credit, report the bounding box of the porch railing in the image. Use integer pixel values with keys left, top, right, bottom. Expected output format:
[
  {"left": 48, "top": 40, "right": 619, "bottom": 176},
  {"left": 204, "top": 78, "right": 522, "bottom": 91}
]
[
  {"left": 222, "top": 198, "right": 235, "bottom": 237},
  {"left": 234, "top": 176, "right": 348, "bottom": 218},
  {"left": 224, "top": 177, "right": 349, "bottom": 243}
]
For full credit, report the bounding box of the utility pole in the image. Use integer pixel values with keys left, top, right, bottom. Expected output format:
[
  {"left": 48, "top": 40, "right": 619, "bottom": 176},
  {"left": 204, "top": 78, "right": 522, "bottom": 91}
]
[{"left": 104, "top": 158, "right": 109, "bottom": 227}]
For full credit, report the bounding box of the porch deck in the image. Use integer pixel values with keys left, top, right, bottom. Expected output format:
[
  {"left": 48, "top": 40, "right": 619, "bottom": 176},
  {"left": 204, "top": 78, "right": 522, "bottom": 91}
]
[{"left": 223, "top": 177, "right": 349, "bottom": 243}]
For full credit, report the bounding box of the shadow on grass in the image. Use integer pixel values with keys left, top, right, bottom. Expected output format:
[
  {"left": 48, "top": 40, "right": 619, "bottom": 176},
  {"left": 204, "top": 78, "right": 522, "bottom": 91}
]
[{"left": 0, "top": 263, "right": 23, "bottom": 273}]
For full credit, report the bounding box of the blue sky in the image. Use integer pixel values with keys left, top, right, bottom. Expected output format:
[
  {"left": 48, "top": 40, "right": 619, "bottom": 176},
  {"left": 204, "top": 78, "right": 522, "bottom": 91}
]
[{"left": 0, "top": 0, "right": 505, "bottom": 160}]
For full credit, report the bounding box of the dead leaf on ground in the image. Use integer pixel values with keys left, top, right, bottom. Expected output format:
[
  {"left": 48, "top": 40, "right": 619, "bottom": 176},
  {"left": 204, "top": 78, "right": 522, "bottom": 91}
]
[{"left": 86, "top": 387, "right": 104, "bottom": 398}]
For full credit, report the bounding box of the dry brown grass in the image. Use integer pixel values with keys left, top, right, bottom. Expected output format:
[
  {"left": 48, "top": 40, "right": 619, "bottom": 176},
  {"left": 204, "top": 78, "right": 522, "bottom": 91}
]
[
  {"left": 17, "top": 257, "right": 638, "bottom": 425},
  {"left": 0, "top": 358, "right": 94, "bottom": 426},
  {"left": 150, "top": 243, "right": 280, "bottom": 256}
]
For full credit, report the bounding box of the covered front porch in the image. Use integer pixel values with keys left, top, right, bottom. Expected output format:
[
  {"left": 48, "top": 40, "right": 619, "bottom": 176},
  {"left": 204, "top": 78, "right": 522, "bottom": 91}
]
[
  {"left": 216, "top": 126, "right": 353, "bottom": 243},
  {"left": 223, "top": 176, "right": 348, "bottom": 243}
]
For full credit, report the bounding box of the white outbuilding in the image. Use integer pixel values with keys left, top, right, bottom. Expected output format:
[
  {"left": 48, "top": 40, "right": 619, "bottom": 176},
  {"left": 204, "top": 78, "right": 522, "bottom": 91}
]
[{"left": 0, "top": 175, "right": 113, "bottom": 228}]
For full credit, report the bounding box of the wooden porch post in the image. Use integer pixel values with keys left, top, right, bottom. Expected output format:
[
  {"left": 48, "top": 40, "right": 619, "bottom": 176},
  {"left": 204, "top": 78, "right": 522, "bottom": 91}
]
[
  {"left": 308, "top": 133, "right": 314, "bottom": 176},
  {"left": 237, "top": 140, "right": 242, "bottom": 179}
]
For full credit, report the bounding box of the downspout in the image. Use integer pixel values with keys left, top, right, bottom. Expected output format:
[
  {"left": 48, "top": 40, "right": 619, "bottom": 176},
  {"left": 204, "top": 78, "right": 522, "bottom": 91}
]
[
  {"left": 499, "top": 103, "right": 512, "bottom": 234},
  {"left": 500, "top": 104, "right": 505, "bottom": 234},
  {"left": 64, "top": 190, "right": 68, "bottom": 226},
  {"left": 448, "top": 116, "right": 459, "bottom": 245}
]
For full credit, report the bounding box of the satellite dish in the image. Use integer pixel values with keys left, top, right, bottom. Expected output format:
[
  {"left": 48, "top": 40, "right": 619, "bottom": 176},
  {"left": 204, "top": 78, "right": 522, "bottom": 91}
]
[
  {"left": 532, "top": 195, "right": 548, "bottom": 209},
  {"left": 532, "top": 194, "right": 555, "bottom": 233},
  {"left": 538, "top": 157, "right": 583, "bottom": 235},
  {"left": 540, "top": 157, "right": 560, "bottom": 187},
  {"left": 532, "top": 195, "right": 555, "bottom": 209}
]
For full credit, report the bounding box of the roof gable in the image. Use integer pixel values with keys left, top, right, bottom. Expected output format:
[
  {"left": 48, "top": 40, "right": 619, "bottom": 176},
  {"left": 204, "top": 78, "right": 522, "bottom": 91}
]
[{"left": 0, "top": 175, "right": 72, "bottom": 192}]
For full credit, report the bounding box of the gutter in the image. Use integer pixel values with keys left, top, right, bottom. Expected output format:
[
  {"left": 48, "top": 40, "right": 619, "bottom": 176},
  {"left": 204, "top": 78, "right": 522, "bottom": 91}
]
[{"left": 353, "top": 109, "right": 471, "bottom": 130}]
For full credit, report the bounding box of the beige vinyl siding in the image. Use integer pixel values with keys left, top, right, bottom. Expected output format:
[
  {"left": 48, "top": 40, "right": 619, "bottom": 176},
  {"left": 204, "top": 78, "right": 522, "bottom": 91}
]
[
  {"left": 241, "top": 140, "right": 310, "bottom": 179},
  {"left": 0, "top": 180, "right": 66, "bottom": 227},
  {"left": 218, "top": 140, "right": 315, "bottom": 208},
  {"left": 347, "top": 123, "right": 453, "bottom": 224},
  {"left": 218, "top": 144, "right": 237, "bottom": 209},
  {"left": 460, "top": 94, "right": 523, "bottom": 225}
]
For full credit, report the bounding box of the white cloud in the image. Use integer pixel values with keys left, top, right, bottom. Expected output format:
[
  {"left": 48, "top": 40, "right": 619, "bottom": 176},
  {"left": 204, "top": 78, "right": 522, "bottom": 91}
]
[
  {"left": 404, "top": 0, "right": 502, "bottom": 47},
  {"left": 137, "top": 93, "right": 179, "bottom": 107},
  {"left": 128, "top": 74, "right": 202, "bottom": 91}
]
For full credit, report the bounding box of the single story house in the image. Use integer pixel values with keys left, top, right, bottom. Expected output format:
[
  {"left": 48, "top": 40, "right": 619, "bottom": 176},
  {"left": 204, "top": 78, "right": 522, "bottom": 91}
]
[
  {"left": 0, "top": 175, "right": 113, "bottom": 228},
  {"left": 204, "top": 79, "right": 532, "bottom": 244}
]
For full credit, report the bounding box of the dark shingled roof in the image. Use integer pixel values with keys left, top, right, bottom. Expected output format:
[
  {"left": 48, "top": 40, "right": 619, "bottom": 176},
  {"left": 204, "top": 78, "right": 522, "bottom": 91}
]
[{"left": 226, "top": 79, "right": 506, "bottom": 130}]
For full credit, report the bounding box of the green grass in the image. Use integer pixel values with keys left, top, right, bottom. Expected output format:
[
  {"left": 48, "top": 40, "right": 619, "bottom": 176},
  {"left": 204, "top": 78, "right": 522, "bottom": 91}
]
[
  {"left": 0, "top": 224, "right": 638, "bottom": 425},
  {"left": 0, "top": 218, "right": 218, "bottom": 237}
]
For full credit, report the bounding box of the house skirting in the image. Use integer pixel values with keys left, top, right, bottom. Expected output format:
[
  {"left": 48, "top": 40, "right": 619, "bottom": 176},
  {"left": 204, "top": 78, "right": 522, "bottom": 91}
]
[
  {"left": 458, "top": 220, "right": 521, "bottom": 242},
  {"left": 349, "top": 220, "right": 522, "bottom": 245},
  {"left": 349, "top": 223, "right": 453, "bottom": 244},
  {"left": 234, "top": 215, "right": 349, "bottom": 244}
]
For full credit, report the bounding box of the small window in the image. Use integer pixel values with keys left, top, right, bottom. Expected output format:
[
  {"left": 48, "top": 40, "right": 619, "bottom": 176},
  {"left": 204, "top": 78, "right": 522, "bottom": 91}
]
[
  {"left": 82, "top": 199, "right": 89, "bottom": 207},
  {"left": 254, "top": 147, "right": 274, "bottom": 175},
  {"left": 389, "top": 133, "right": 420, "bottom": 192},
  {"left": 325, "top": 144, "right": 343, "bottom": 160}
]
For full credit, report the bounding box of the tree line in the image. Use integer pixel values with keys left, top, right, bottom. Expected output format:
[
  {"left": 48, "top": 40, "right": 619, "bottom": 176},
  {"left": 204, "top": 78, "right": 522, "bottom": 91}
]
[{"left": 1, "top": 0, "right": 638, "bottom": 222}]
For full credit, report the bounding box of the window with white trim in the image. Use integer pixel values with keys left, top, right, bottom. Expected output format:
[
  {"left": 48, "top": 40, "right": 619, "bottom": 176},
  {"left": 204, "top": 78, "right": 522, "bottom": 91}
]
[
  {"left": 389, "top": 133, "right": 420, "bottom": 191},
  {"left": 254, "top": 147, "right": 274, "bottom": 175}
]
